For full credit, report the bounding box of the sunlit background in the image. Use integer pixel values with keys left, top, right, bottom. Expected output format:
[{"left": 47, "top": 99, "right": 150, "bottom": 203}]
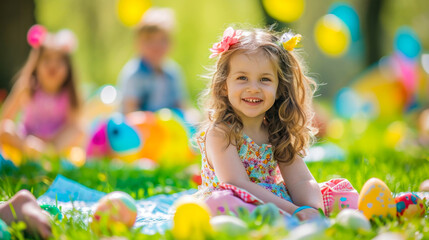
[
  {"left": 1, "top": 0, "right": 428, "bottom": 105},
  {"left": 1, "top": 1, "right": 429, "bottom": 238}
]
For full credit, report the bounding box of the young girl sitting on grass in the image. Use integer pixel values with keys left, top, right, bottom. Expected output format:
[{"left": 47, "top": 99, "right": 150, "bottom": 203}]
[{"left": 193, "top": 27, "right": 358, "bottom": 220}]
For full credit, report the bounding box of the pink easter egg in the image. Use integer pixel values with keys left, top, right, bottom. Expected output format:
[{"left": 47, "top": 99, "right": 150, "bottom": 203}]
[
  {"left": 86, "top": 122, "right": 111, "bottom": 158},
  {"left": 27, "top": 25, "right": 47, "bottom": 48}
]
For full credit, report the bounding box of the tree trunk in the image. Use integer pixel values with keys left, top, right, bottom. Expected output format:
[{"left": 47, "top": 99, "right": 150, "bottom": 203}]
[
  {"left": 364, "top": 0, "right": 384, "bottom": 66},
  {"left": 0, "top": 0, "right": 35, "bottom": 92}
]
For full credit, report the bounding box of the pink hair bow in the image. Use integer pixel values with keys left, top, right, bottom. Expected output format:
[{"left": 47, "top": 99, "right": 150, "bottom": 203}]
[{"left": 27, "top": 24, "right": 78, "bottom": 53}]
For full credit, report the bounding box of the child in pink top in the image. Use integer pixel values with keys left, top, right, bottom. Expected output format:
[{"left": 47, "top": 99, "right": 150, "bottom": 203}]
[{"left": 0, "top": 25, "right": 83, "bottom": 158}]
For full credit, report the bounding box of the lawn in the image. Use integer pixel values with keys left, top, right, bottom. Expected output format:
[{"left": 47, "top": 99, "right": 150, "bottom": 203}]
[{"left": 1, "top": 118, "right": 428, "bottom": 239}]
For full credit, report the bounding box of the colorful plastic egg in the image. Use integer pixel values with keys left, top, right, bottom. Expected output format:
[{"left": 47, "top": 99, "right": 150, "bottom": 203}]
[
  {"left": 86, "top": 122, "right": 111, "bottom": 158},
  {"left": 126, "top": 111, "right": 166, "bottom": 161},
  {"left": 395, "top": 193, "right": 425, "bottom": 218},
  {"left": 156, "top": 109, "right": 195, "bottom": 166},
  {"left": 107, "top": 114, "right": 141, "bottom": 153},
  {"left": 172, "top": 196, "right": 212, "bottom": 240},
  {"left": 335, "top": 209, "right": 370, "bottom": 231},
  {"left": 358, "top": 178, "right": 397, "bottom": 220},
  {"left": 40, "top": 204, "right": 63, "bottom": 221},
  {"left": 92, "top": 191, "right": 137, "bottom": 229}
]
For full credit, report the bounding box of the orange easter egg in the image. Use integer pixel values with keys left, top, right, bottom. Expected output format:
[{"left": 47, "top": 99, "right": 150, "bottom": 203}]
[{"left": 126, "top": 111, "right": 166, "bottom": 161}]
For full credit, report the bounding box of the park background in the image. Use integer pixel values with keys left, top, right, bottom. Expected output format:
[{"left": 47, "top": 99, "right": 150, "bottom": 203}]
[
  {"left": 1, "top": 0, "right": 429, "bottom": 239},
  {"left": 1, "top": 0, "right": 428, "bottom": 103}
]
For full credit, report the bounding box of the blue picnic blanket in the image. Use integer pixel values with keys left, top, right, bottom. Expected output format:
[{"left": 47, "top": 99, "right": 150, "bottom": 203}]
[{"left": 37, "top": 175, "right": 196, "bottom": 234}]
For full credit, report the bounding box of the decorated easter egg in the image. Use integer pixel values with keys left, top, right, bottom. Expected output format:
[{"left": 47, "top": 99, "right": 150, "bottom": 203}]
[
  {"left": 210, "top": 215, "right": 248, "bottom": 236},
  {"left": 172, "top": 196, "right": 212, "bottom": 240},
  {"left": 395, "top": 193, "right": 425, "bottom": 218},
  {"left": 86, "top": 121, "right": 111, "bottom": 158},
  {"left": 156, "top": 108, "right": 195, "bottom": 166},
  {"left": 358, "top": 178, "right": 397, "bottom": 220},
  {"left": 335, "top": 209, "right": 371, "bottom": 231},
  {"left": 126, "top": 111, "right": 166, "bottom": 161},
  {"left": 0, "top": 219, "right": 11, "bottom": 240},
  {"left": 92, "top": 191, "right": 137, "bottom": 229},
  {"left": 107, "top": 114, "right": 141, "bottom": 153},
  {"left": 40, "top": 204, "right": 63, "bottom": 221}
]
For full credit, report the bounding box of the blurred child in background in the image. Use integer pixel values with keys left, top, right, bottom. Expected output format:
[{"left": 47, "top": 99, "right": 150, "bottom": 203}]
[
  {"left": 118, "top": 8, "right": 189, "bottom": 114},
  {"left": 0, "top": 26, "right": 84, "bottom": 159}
]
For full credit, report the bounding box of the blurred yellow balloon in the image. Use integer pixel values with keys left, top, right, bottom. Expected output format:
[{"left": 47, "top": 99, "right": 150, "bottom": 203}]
[
  {"left": 172, "top": 196, "right": 212, "bottom": 240},
  {"left": 262, "top": 0, "right": 305, "bottom": 22},
  {"left": 355, "top": 76, "right": 406, "bottom": 119},
  {"left": 314, "top": 14, "right": 350, "bottom": 57},
  {"left": 117, "top": 0, "right": 151, "bottom": 27},
  {"left": 384, "top": 121, "right": 406, "bottom": 148}
]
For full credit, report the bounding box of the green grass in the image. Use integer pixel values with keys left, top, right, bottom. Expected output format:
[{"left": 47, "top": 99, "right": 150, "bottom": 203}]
[{"left": 1, "top": 118, "right": 428, "bottom": 239}]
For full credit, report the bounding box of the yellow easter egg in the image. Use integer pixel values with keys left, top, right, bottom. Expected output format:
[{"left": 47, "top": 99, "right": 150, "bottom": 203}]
[
  {"left": 358, "top": 178, "right": 397, "bottom": 220},
  {"left": 172, "top": 196, "right": 212, "bottom": 240}
]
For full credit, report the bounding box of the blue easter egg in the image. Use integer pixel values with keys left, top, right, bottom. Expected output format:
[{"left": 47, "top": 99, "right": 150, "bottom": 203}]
[{"left": 107, "top": 113, "right": 142, "bottom": 152}]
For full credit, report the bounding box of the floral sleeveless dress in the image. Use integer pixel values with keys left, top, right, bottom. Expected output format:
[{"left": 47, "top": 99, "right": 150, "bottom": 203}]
[{"left": 192, "top": 130, "right": 359, "bottom": 215}]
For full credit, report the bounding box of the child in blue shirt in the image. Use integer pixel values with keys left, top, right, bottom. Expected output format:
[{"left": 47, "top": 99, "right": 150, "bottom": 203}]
[{"left": 118, "top": 8, "right": 188, "bottom": 114}]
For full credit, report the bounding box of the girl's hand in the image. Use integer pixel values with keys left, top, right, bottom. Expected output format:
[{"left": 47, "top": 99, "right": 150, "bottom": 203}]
[
  {"left": 17, "top": 48, "right": 40, "bottom": 87},
  {"left": 294, "top": 207, "right": 321, "bottom": 221}
]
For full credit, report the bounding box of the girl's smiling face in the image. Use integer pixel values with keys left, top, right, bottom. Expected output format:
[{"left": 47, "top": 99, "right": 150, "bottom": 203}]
[
  {"left": 36, "top": 48, "right": 68, "bottom": 93},
  {"left": 226, "top": 50, "right": 279, "bottom": 120}
]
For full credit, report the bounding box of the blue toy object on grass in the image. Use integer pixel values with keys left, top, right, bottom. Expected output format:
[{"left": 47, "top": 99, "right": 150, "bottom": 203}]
[{"left": 107, "top": 113, "right": 142, "bottom": 153}]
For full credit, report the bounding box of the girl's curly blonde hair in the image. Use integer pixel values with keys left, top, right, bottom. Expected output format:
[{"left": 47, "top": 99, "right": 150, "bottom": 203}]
[{"left": 198, "top": 28, "right": 317, "bottom": 165}]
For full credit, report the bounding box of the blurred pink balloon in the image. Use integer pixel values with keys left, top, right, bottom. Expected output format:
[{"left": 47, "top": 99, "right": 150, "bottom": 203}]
[{"left": 27, "top": 24, "right": 47, "bottom": 48}]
